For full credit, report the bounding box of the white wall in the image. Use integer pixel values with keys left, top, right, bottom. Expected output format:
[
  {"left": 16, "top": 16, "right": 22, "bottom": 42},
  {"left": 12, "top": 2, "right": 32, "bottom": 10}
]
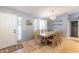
[
  {"left": 48, "top": 14, "right": 69, "bottom": 37},
  {"left": 48, "top": 12, "right": 79, "bottom": 37}
]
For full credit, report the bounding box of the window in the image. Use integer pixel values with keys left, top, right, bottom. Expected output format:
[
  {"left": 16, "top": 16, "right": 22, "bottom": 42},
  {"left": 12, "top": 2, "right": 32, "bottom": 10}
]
[
  {"left": 17, "top": 16, "right": 22, "bottom": 40},
  {"left": 39, "top": 20, "right": 47, "bottom": 30},
  {"left": 34, "top": 19, "right": 47, "bottom": 31},
  {"left": 34, "top": 19, "right": 47, "bottom": 35}
]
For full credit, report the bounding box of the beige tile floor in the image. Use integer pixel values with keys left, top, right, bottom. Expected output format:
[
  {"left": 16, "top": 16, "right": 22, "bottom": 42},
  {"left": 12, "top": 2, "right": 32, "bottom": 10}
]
[{"left": 13, "top": 37, "right": 79, "bottom": 53}]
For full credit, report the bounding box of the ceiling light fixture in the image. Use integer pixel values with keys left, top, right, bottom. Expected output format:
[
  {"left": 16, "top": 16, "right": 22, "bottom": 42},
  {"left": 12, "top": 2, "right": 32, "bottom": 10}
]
[
  {"left": 49, "top": 10, "right": 56, "bottom": 21},
  {"left": 49, "top": 14, "right": 56, "bottom": 20}
]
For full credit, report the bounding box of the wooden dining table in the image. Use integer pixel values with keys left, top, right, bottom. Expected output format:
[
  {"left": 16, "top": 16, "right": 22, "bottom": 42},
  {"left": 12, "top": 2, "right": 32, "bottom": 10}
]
[{"left": 39, "top": 31, "right": 56, "bottom": 45}]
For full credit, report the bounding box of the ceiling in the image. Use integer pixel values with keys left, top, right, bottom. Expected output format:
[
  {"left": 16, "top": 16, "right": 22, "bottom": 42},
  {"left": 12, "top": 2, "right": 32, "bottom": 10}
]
[{"left": 7, "top": 6, "right": 79, "bottom": 18}]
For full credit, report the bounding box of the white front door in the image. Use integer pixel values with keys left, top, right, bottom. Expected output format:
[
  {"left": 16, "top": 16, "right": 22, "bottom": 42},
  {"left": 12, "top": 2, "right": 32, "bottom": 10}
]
[{"left": 0, "top": 12, "right": 17, "bottom": 49}]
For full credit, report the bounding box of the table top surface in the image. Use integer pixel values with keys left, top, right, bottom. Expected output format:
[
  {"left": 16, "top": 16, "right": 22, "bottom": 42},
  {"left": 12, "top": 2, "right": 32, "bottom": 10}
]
[{"left": 40, "top": 31, "right": 55, "bottom": 37}]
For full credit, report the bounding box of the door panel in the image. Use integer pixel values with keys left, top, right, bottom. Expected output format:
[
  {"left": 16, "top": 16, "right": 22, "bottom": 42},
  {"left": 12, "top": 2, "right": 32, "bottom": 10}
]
[
  {"left": 71, "top": 21, "right": 78, "bottom": 37},
  {"left": 0, "top": 12, "right": 17, "bottom": 49}
]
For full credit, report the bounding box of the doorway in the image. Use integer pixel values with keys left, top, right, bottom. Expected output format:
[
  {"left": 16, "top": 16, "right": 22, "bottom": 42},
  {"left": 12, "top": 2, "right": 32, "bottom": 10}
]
[{"left": 71, "top": 21, "right": 78, "bottom": 37}]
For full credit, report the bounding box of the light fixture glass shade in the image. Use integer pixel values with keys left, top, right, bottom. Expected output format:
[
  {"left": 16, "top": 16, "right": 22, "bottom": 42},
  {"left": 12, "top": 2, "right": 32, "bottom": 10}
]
[{"left": 49, "top": 15, "right": 56, "bottom": 20}]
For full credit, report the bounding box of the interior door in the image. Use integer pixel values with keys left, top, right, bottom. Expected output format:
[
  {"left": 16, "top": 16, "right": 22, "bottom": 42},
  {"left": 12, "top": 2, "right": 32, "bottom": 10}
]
[
  {"left": 71, "top": 21, "right": 78, "bottom": 37},
  {"left": 0, "top": 12, "right": 17, "bottom": 49}
]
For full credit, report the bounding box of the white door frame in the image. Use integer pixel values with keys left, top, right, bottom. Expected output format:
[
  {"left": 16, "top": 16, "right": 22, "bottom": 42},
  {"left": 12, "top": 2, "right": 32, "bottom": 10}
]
[{"left": 66, "top": 19, "right": 71, "bottom": 37}]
